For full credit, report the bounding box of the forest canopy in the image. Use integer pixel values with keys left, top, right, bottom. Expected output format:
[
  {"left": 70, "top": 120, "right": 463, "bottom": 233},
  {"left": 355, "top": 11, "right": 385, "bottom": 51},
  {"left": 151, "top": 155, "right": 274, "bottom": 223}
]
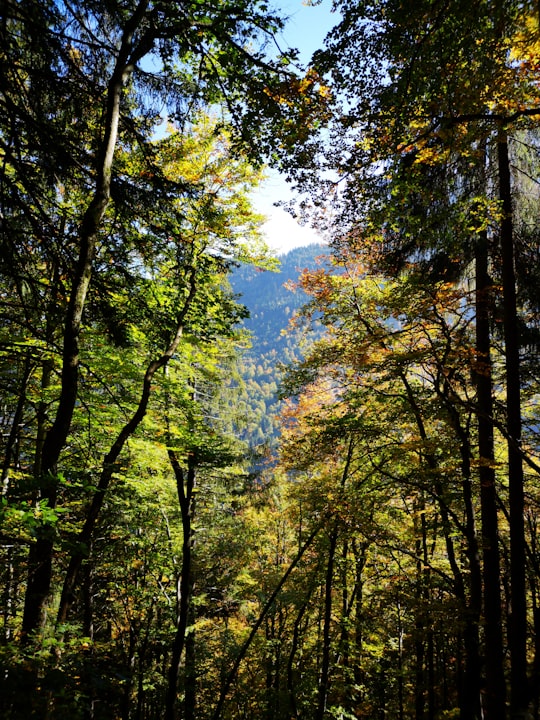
[{"left": 1, "top": 1, "right": 540, "bottom": 720}]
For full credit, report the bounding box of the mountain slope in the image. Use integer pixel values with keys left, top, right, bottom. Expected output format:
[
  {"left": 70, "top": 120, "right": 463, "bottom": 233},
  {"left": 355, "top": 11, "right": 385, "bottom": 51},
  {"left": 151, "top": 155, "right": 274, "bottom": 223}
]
[{"left": 230, "top": 243, "right": 329, "bottom": 446}]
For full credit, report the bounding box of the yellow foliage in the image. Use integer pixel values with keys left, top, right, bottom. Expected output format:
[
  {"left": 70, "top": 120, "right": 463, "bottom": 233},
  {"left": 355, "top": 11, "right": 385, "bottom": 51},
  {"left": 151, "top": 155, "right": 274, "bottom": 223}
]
[{"left": 511, "top": 13, "right": 540, "bottom": 74}]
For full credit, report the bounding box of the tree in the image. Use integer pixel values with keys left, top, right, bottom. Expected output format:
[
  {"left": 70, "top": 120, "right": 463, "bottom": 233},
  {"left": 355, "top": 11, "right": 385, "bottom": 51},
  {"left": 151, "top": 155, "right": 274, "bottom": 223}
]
[
  {"left": 284, "top": 3, "right": 540, "bottom": 717},
  {"left": 1, "top": 0, "right": 326, "bottom": 644},
  {"left": 1, "top": 4, "right": 332, "bottom": 711},
  {"left": 276, "top": 238, "right": 537, "bottom": 717}
]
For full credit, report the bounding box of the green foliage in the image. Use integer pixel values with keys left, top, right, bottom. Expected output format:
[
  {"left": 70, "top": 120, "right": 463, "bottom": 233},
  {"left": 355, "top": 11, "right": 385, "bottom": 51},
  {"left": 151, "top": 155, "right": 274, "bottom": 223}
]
[
  {"left": 3, "top": 1, "right": 540, "bottom": 718},
  {"left": 0, "top": 0, "right": 321, "bottom": 714}
]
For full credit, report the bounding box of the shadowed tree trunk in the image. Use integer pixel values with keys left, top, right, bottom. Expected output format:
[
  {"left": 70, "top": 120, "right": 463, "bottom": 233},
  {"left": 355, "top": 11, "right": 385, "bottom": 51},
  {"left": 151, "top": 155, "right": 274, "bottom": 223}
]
[
  {"left": 498, "top": 130, "right": 529, "bottom": 720},
  {"left": 165, "top": 449, "right": 196, "bottom": 720},
  {"left": 475, "top": 228, "right": 507, "bottom": 720},
  {"left": 315, "top": 524, "right": 338, "bottom": 720}
]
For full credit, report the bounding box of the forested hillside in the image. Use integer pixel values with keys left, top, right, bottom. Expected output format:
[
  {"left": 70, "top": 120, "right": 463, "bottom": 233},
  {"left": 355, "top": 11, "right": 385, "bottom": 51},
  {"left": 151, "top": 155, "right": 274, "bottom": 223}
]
[
  {"left": 230, "top": 244, "right": 328, "bottom": 445},
  {"left": 2, "top": 2, "right": 540, "bottom": 720}
]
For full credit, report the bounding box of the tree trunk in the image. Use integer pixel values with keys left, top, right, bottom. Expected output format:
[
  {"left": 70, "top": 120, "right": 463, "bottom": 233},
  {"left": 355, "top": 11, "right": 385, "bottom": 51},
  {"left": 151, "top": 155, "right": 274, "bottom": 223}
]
[
  {"left": 438, "top": 395, "right": 482, "bottom": 720},
  {"left": 164, "top": 450, "right": 196, "bottom": 720},
  {"left": 498, "top": 130, "right": 529, "bottom": 720},
  {"left": 414, "top": 494, "right": 427, "bottom": 720},
  {"left": 287, "top": 589, "right": 313, "bottom": 718},
  {"left": 315, "top": 525, "right": 338, "bottom": 720},
  {"left": 475, "top": 230, "right": 507, "bottom": 720},
  {"left": 353, "top": 538, "right": 368, "bottom": 706}
]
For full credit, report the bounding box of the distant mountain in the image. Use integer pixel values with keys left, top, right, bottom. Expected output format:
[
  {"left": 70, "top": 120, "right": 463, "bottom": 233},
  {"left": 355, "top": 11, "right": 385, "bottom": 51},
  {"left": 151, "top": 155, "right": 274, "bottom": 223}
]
[{"left": 230, "top": 244, "right": 330, "bottom": 446}]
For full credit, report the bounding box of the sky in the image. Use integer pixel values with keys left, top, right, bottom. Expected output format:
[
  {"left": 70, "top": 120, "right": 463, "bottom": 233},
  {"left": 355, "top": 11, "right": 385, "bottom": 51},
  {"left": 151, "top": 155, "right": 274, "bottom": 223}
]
[{"left": 253, "top": 0, "right": 337, "bottom": 255}]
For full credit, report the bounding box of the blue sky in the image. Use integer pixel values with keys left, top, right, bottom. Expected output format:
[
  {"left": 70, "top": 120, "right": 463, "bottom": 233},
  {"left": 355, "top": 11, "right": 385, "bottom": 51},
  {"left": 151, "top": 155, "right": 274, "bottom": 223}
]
[
  {"left": 278, "top": 0, "right": 336, "bottom": 64},
  {"left": 254, "top": 0, "right": 337, "bottom": 255}
]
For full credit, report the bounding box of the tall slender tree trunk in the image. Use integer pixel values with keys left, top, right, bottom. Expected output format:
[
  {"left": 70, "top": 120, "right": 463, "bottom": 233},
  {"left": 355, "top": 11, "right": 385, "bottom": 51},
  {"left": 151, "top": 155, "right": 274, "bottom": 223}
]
[
  {"left": 353, "top": 538, "right": 367, "bottom": 705},
  {"left": 82, "top": 548, "right": 96, "bottom": 720},
  {"left": 315, "top": 439, "right": 354, "bottom": 720},
  {"left": 287, "top": 589, "right": 313, "bottom": 718},
  {"left": 165, "top": 450, "right": 196, "bottom": 720},
  {"left": 497, "top": 130, "right": 529, "bottom": 720},
  {"left": 458, "top": 435, "right": 483, "bottom": 720},
  {"left": 475, "top": 230, "right": 507, "bottom": 720},
  {"left": 315, "top": 525, "right": 338, "bottom": 720},
  {"left": 528, "top": 513, "right": 540, "bottom": 720},
  {"left": 414, "top": 493, "right": 428, "bottom": 720},
  {"left": 440, "top": 390, "right": 482, "bottom": 719},
  {"left": 397, "top": 600, "right": 405, "bottom": 720}
]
